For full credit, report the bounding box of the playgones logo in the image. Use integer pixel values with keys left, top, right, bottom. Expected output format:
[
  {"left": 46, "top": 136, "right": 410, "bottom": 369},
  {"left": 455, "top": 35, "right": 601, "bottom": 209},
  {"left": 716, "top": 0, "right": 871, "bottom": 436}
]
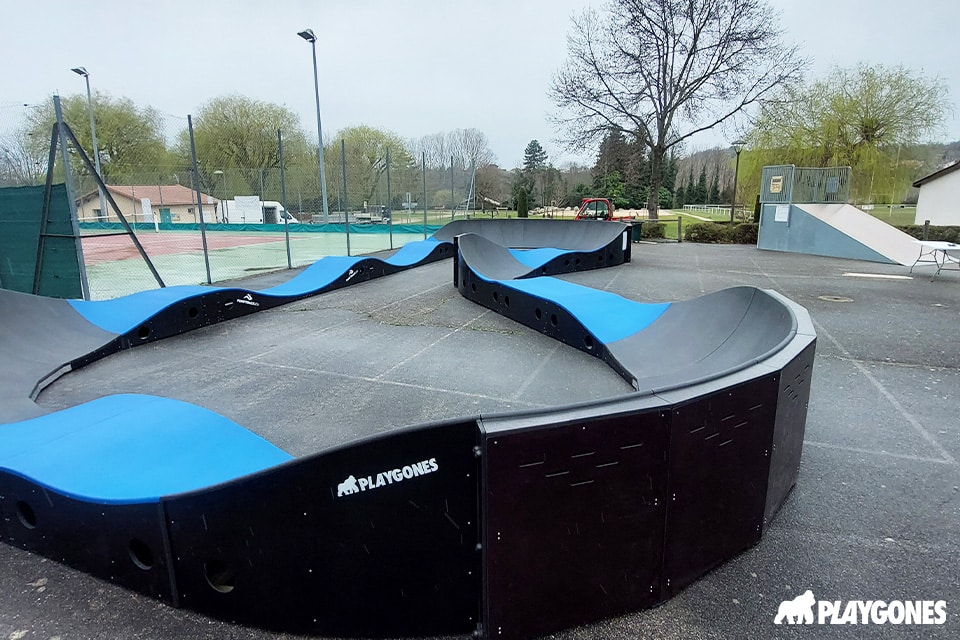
[
  {"left": 336, "top": 458, "right": 439, "bottom": 497},
  {"left": 774, "top": 590, "right": 947, "bottom": 625},
  {"left": 236, "top": 293, "right": 260, "bottom": 307}
]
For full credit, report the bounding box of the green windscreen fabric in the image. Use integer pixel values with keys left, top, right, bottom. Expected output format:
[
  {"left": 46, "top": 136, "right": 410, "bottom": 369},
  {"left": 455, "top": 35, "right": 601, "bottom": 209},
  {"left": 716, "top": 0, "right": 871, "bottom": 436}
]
[{"left": 0, "top": 184, "right": 82, "bottom": 299}]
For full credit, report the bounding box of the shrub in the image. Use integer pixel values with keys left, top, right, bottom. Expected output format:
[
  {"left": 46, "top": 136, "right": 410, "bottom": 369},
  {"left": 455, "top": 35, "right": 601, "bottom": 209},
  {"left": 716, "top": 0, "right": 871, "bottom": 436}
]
[
  {"left": 640, "top": 222, "right": 665, "bottom": 239},
  {"left": 683, "top": 221, "right": 758, "bottom": 244},
  {"left": 730, "top": 223, "right": 759, "bottom": 244},
  {"left": 897, "top": 225, "right": 960, "bottom": 243},
  {"left": 684, "top": 222, "right": 726, "bottom": 243}
]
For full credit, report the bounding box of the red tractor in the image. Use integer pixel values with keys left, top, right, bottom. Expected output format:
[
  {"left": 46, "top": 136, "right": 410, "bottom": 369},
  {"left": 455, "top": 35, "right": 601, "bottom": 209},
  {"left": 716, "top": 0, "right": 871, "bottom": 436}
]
[{"left": 574, "top": 198, "right": 633, "bottom": 221}]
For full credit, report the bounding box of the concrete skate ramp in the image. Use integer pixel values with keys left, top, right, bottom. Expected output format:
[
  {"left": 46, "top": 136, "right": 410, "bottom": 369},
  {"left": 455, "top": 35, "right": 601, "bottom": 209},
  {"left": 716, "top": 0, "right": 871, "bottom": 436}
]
[{"left": 758, "top": 202, "right": 919, "bottom": 265}]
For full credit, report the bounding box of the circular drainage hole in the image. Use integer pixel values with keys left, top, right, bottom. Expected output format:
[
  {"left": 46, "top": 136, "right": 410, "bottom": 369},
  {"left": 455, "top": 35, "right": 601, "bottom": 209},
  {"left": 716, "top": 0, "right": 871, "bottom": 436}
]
[
  {"left": 204, "top": 560, "right": 235, "bottom": 593},
  {"left": 16, "top": 501, "right": 37, "bottom": 529},
  {"left": 129, "top": 538, "right": 154, "bottom": 570}
]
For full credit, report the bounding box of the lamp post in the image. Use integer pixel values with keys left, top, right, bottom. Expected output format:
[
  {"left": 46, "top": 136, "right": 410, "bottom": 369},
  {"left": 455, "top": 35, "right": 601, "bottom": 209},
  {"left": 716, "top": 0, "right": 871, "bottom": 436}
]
[
  {"left": 297, "top": 28, "right": 330, "bottom": 223},
  {"left": 213, "top": 169, "right": 226, "bottom": 222},
  {"left": 730, "top": 139, "right": 746, "bottom": 223},
  {"left": 71, "top": 66, "right": 107, "bottom": 220}
]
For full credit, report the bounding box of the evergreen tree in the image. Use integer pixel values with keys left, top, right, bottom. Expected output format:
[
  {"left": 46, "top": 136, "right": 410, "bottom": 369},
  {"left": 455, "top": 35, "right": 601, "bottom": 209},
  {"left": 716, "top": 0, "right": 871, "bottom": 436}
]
[
  {"left": 517, "top": 187, "right": 529, "bottom": 218},
  {"left": 674, "top": 184, "right": 686, "bottom": 209},
  {"left": 694, "top": 164, "right": 708, "bottom": 204},
  {"left": 708, "top": 166, "right": 720, "bottom": 204},
  {"left": 523, "top": 140, "right": 548, "bottom": 173},
  {"left": 593, "top": 131, "right": 630, "bottom": 178},
  {"left": 661, "top": 151, "right": 679, "bottom": 193}
]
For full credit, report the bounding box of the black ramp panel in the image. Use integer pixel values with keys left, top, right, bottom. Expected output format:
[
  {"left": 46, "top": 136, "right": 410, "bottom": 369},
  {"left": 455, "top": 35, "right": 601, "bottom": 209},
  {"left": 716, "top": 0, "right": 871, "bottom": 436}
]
[
  {"left": 0, "top": 473, "right": 176, "bottom": 603},
  {"left": 0, "top": 289, "right": 119, "bottom": 423},
  {"left": 661, "top": 375, "right": 780, "bottom": 597},
  {"left": 162, "top": 419, "right": 481, "bottom": 637},
  {"left": 435, "top": 218, "right": 629, "bottom": 252},
  {"left": 482, "top": 409, "right": 670, "bottom": 640},
  {"left": 764, "top": 340, "right": 816, "bottom": 527}
]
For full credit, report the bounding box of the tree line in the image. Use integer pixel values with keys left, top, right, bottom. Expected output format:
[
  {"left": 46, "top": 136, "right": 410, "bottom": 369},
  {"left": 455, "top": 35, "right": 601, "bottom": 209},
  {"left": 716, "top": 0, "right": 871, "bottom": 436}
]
[{"left": 3, "top": 0, "right": 954, "bottom": 216}]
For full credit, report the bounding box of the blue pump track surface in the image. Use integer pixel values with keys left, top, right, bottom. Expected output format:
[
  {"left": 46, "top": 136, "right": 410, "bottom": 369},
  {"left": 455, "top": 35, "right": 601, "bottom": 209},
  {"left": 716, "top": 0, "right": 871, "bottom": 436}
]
[
  {"left": 0, "top": 395, "right": 292, "bottom": 504},
  {"left": 0, "top": 218, "right": 817, "bottom": 639},
  {"left": 0, "top": 221, "right": 636, "bottom": 502},
  {"left": 67, "top": 238, "right": 444, "bottom": 335},
  {"left": 0, "top": 219, "right": 795, "bottom": 503}
]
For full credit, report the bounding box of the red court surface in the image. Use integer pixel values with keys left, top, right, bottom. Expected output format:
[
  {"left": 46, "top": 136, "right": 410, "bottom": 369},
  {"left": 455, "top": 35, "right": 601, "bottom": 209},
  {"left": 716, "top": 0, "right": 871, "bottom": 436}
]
[{"left": 81, "top": 232, "right": 282, "bottom": 265}]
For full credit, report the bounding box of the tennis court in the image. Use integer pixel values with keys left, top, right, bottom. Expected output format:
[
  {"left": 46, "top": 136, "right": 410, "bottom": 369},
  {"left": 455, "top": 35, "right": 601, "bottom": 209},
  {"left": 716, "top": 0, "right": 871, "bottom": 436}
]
[{"left": 81, "top": 228, "right": 428, "bottom": 300}]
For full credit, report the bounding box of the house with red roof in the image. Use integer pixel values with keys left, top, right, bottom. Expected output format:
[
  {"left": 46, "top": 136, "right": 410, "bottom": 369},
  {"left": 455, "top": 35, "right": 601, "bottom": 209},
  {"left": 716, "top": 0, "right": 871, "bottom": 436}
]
[{"left": 76, "top": 185, "right": 219, "bottom": 224}]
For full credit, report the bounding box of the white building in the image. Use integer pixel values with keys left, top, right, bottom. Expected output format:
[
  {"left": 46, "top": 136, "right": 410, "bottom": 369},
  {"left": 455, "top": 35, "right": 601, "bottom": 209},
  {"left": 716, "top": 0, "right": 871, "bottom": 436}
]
[{"left": 913, "top": 162, "right": 960, "bottom": 226}]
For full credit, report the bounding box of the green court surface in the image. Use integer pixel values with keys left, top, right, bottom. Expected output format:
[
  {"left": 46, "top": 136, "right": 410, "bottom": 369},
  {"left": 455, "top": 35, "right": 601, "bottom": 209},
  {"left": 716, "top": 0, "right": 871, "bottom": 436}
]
[{"left": 84, "top": 231, "right": 427, "bottom": 300}]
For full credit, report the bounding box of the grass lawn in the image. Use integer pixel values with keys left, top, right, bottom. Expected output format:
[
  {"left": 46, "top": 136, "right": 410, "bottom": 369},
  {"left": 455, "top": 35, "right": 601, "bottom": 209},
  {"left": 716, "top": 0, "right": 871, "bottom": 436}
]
[{"left": 864, "top": 205, "right": 917, "bottom": 227}]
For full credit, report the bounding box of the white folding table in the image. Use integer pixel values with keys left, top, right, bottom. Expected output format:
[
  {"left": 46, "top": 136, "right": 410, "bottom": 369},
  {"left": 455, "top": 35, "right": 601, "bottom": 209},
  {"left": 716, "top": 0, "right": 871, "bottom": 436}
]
[{"left": 910, "top": 241, "right": 960, "bottom": 280}]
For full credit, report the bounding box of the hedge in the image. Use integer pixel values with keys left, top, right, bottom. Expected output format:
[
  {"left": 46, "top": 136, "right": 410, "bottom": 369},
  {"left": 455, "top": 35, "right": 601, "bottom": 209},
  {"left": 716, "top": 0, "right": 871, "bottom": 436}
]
[
  {"left": 683, "top": 222, "right": 758, "bottom": 244},
  {"left": 681, "top": 222, "right": 960, "bottom": 245},
  {"left": 896, "top": 225, "right": 960, "bottom": 243}
]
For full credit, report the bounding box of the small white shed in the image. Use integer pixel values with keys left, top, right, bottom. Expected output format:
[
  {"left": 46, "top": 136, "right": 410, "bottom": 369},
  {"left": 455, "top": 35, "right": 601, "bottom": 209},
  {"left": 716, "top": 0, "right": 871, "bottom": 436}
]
[{"left": 913, "top": 162, "right": 960, "bottom": 226}]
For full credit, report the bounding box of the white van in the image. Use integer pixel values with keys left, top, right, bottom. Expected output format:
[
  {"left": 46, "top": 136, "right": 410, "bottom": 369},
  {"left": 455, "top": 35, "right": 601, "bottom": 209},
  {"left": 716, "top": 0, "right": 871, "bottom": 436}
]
[{"left": 222, "top": 197, "right": 296, "bottom": 224}]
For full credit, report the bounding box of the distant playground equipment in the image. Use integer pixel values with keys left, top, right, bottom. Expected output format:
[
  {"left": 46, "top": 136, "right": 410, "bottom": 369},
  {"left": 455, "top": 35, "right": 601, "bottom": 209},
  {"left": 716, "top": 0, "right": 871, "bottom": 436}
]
[
  {"left": 0, "top": 219, "right": 815, "bottom": 639},
  {"left": 757, "top": 165, "right": 926, "bottom": 266}
]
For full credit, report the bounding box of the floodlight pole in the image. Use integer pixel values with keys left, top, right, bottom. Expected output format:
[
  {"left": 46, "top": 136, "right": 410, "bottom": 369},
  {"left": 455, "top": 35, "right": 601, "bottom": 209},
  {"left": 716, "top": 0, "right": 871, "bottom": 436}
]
[
  {"left": 298, "top": 29, "right": 329, "bottom": 223},
  {"left": 730, "top": 140, "right": 746, "bottom": 223},
  {"left": 71, "top": 66, "right": 107, "bottom": 221}
]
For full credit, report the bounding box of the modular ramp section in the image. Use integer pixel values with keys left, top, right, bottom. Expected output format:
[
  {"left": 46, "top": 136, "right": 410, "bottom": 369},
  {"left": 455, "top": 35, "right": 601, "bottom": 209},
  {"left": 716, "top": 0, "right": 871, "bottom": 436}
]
[
  {"left": 0, "top": 219, "right": 815, "bottom": 639},
  {"left": 758, "top": 202, "right": 920, "bottom": 265}
]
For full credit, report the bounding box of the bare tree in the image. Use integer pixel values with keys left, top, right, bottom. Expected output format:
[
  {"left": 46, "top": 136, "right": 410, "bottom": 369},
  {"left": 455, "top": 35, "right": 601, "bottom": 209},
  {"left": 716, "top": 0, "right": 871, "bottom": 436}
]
[
  {"left": 447, "top": 128, "right": 496, "bottom": 170},
  {"left": 1, "top": 130, "right": 47, "bottom": 186},
  {"left": 551, "top": 0, "right": 807, "bottom": 219}
]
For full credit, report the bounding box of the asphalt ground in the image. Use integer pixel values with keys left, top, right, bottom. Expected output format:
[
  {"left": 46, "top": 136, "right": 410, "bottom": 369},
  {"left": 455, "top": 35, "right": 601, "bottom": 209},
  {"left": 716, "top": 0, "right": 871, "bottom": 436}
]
[{"left": 2, "top": 242, "right": 959, "bottom": 639}]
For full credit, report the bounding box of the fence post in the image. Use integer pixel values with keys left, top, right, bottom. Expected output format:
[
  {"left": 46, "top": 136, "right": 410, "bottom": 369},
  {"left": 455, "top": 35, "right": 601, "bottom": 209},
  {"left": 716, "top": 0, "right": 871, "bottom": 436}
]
[
  {"left": 340, "top": 139, "right": 351, "bottom": 257},
  {"left": 386, "top": 147, "right": 393, "bottom": 250},
  {"left": 677, "top": 217, "right": 682, "bottom": 243},
  {"left": 422, "top": 152, "right": 427, "bottom": 239},
  {"left": 923, "top": 220, "right": 930, "bottom": 241},
  {"left": 187, "top": 115, "right": 212, "bottom": 284},
  {"left": 53, "top": 96, "right": 91, "bottom": 300},
  {"left": 278, "top": 129, "right": 292, "bottom": 269}
]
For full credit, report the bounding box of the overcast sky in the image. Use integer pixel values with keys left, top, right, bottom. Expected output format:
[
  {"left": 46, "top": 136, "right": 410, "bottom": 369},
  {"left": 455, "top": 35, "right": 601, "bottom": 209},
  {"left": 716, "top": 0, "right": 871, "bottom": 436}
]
[{"left": 2, "top": 0, "right": 957, "bottom": 168}]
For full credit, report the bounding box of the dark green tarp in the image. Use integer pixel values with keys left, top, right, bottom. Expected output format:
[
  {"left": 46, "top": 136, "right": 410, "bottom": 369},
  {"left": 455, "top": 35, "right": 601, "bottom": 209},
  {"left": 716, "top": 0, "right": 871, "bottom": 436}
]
[{"left": 0, "top": 184, "right": 82, "bottom": 299}]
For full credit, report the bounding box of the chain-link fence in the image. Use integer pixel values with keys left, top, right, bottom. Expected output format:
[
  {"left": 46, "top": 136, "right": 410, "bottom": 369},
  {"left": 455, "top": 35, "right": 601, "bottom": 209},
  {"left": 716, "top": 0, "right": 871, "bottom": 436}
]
[{"left": 1, "top": 97, "right": 501, "bottom": 300}]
